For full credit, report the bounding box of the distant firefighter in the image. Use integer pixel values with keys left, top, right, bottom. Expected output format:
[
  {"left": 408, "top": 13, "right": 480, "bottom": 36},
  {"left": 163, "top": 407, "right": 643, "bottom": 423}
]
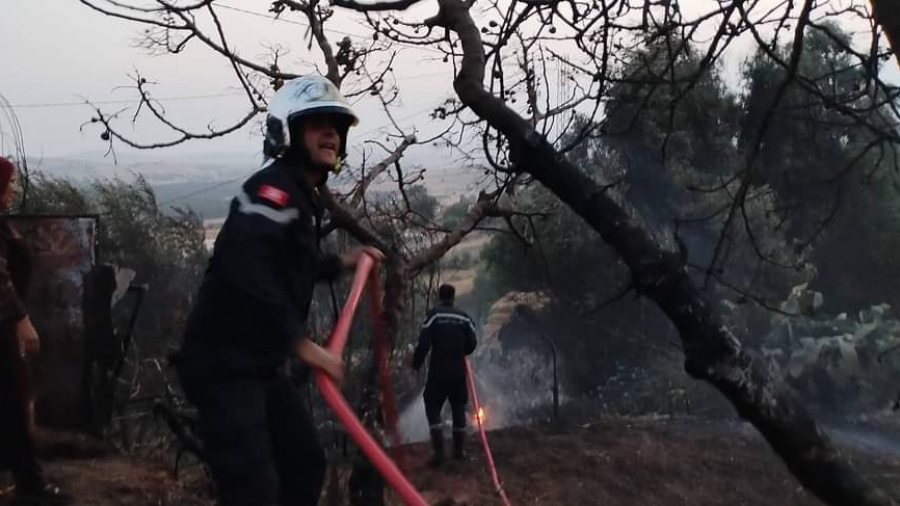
[{"left": 413, "top": 283, "right": 478, "bottom": 467}]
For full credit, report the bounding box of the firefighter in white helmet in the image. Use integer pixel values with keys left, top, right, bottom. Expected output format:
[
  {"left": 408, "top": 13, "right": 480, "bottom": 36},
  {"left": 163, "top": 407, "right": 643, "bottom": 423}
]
[{"left": 176, "top": 75, "right": 383, "bottom": 506}]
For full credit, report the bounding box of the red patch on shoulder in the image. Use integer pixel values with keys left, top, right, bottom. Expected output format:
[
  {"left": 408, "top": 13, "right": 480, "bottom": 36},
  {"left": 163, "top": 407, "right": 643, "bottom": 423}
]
[{"left": 258, "top": 184, "right": 290, "bottom": 207}]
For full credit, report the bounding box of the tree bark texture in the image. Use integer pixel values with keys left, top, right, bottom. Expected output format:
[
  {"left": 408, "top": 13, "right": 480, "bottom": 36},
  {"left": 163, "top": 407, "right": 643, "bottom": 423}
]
[
  {"left": 872, "top": 0, "right": 900, "bottom": 68},
  {"left": 349, "top": 260, "right": 407, "bottom": 506}
]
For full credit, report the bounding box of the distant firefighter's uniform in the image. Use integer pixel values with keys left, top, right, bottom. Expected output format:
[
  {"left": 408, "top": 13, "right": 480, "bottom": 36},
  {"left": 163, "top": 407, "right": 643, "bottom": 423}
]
[{"left": 412, "top": 303, "right": 477, "bottom": 461}]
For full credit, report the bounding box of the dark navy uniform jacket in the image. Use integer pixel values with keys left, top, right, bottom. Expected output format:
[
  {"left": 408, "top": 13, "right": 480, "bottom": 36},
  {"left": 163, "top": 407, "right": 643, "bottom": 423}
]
[
  {"left": 180, "top": 159, "right": 342, "bottom": 377},
  {"left": 412, "top": 303, "right": 477, "bottom": 383}
]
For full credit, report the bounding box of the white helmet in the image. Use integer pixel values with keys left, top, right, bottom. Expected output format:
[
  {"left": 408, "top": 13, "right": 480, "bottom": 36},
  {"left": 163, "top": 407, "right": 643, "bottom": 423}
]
[{"left": 263, "top": 74, "right": 359, "bottom": 169}]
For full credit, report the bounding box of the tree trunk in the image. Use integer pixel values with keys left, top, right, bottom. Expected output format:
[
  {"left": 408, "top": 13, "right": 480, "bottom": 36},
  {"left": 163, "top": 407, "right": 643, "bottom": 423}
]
[
  {"left": 523, "top": 149, "right": 893, "bottom": 506},
  {"left": 348, "top": 362, "right": 386, "bottom": 506},
  {"left": 349, "top": 259, "right": 407, "bottom": 506},
  {"left": 872, "top": 0, "right": 900, "bottom": 67}
]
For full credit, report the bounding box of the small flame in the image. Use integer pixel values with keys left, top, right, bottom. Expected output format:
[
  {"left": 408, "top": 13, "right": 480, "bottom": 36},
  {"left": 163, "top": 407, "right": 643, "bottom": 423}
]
[{"left": 474, "top": 407, "right": 486, "bottom": 425}]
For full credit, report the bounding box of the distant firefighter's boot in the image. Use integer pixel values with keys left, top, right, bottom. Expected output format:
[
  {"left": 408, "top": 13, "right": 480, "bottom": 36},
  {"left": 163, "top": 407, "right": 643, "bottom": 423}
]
[
  {"left": 428, "top": 427, "right": 445, "bottom": 468},
  {"left": 452, "top": 428, "right": 466, "bottom": 460}
]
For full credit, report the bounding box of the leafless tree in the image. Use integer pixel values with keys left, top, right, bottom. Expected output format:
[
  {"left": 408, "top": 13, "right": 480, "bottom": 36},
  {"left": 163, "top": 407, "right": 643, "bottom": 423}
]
[
  {"left": 79, "top": 0, "right": 900, "bottom": 504},
  {"left": 77, "top": 0, "right": 528, "bottom": 502},
  {"left": 328, "top": 0, "right": 899, "bottom": 504}
]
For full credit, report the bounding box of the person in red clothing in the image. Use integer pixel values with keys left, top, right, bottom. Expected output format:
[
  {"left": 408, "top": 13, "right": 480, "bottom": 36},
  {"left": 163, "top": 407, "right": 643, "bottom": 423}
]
[{"left": 0, "top": 155, "right": 72, "bottom": 505}]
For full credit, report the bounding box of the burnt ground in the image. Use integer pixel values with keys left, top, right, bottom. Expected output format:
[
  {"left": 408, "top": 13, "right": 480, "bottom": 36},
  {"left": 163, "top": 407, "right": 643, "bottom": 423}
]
[
  {"left": 2, "top": 416, "right": 900, "bottom": 506},
  {"left": 391, "top": 416, "right": 900, "bottom": 505},
  {"left": 0, "top": 429, "right": 208, "bottom": 506}
]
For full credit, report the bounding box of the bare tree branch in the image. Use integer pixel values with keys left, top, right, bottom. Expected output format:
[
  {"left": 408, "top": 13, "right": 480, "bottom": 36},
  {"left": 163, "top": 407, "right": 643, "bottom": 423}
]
[
  {"left": 408, "top": 189, "right": 501, "bottom": 272},
  {"left": 80, "top": 0, "right": 300, "bottom": 80},
  {"left": 349, "top": 135, "right": 416, "bottom": 208},
  {"left": 332, "top": 0, "right": 425, "bottom": 12},
  {"left": 423, "top": 0, "right": 897, "bottom": 503}
]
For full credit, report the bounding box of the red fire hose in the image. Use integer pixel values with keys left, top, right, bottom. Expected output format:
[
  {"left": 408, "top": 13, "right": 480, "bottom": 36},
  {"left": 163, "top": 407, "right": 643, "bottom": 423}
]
[
  {"left": 316, "top": 253, "right": 513, "bottom": 506},
  {"left": 314, "top": 254, "right": 429, "bottom": 506},
  {"left": 465, "top": 358, "right": 513, "bottom": 506}
]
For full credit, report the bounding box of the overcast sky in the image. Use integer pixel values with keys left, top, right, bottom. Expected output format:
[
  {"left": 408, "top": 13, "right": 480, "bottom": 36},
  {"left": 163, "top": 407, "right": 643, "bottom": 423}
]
[
  {"left": 2, "top": 0, "right": 897, "bottom": 170},
  {"left": 1, "top": 0, "right": 457, "bottom": 168}
]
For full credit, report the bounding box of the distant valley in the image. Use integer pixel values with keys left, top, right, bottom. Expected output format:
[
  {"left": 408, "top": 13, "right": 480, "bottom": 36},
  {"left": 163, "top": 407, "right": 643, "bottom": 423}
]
[{"left": 27, "top": 152, "right": 480, "bottom": 220}]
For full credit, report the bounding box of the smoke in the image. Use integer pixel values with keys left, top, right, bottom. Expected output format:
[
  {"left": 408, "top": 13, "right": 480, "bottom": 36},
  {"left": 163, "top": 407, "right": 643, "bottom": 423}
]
[
  {"left": 397, "top": 348, "right": 562, "bottom": 443},
  {"left": 397, "top": 386, "right": 429, "bottom": 443}
]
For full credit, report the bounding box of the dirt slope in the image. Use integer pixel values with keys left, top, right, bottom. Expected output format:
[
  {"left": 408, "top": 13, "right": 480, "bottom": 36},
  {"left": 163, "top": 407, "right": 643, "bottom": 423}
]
[
  {"left": 3, "top": 417, "right": 899, "bottom": 506},
  {"left": 0, "top": 430, "right": 208, "bottom": 506},
  {"left": 395, "top": 417, "right": 900, "bottom": 505}
]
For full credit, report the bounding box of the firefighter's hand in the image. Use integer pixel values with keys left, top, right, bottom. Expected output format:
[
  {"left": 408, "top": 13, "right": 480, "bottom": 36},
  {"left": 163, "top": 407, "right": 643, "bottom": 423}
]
[
  {"left": 294, "top": 338, "right": 345, "bottom": 387},
  {"left": 341, "top": 246, "right": 385, "bottom": 269},
  {"left": 318, "top": 349, "right": 346, "bottom": 387},
  {"left": 16, "top": 316, "right": 40, "bottom": 358}
]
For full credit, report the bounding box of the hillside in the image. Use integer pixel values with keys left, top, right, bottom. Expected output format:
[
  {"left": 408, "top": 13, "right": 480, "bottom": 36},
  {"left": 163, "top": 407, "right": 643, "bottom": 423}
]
[
  {"left": 30, "top": 154, "right": 482, "bottom": 220},
  {"left": 392, "top": 416, "right": 900, "bottom": 505},
  {"left": 4, "top": 416, "right": 900, "bottom": 506}
]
